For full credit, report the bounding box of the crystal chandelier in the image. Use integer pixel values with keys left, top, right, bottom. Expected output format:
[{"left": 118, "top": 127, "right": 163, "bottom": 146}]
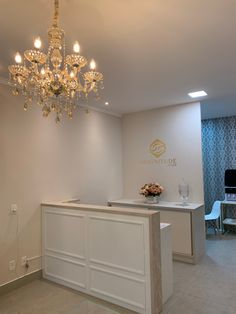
[{"left": 8, "top": 0, "right": 103, "bottom": 122}]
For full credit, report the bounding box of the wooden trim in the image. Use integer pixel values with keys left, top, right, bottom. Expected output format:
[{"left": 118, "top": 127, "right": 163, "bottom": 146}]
[
  {"left": 172, "top": 253, "right": 195, "bottom": 264},
  {"left": 42, "top": 203, "right": 158, "bottom": 218},
  {"left": 0, "top": 270, "right": 42, "bottom": 296},
  {"left": 149, "top": 212, "right": 162, "bottom": 314}
]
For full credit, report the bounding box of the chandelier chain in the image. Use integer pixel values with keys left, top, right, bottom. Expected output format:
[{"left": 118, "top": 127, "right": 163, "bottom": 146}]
[{"left": 53, "top": 0, "right": 59, "bottom": 27}]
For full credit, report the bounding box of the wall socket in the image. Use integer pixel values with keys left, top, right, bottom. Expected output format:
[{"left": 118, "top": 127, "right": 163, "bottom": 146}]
[
  {"left": 10, "top": 204, "right": 17, "bottom": 215},
  {"left": 9, "top": 260, "right": 16, "bottom": 271},
  {"left": 21, "top": 256, "right": 27, "bottom": 266}
]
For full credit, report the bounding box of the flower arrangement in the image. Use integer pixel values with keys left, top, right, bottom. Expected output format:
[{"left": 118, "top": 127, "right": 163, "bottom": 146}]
[{"left": 140, "top": 182, "right": 164, "bottom": 197}]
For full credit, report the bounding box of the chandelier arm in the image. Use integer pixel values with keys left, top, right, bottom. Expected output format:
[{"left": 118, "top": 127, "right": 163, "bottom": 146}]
[{"left": 53, "top": 0, "right": 59, "bottom": 27}]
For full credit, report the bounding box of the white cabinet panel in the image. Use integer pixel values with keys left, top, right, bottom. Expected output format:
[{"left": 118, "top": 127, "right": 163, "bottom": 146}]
[
  {"left": 88, "top": 216, "right": 145, "bottom": 274},
  {"left": 45, "top": 255, "right": 86, "bottom": 289},
  {"left": 45, "top": 211, "right": 86, "bottom": 260},
  {"left": 90, "top": 266, "right": 146, "bottom": 310},
  {"left": 160, "top": 211, "right": 192, "bottom": 255}
]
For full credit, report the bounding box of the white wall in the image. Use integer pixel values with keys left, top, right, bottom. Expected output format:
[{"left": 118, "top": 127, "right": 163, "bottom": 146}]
[
  {"left": 0, "top": 86, "right": 204, "bottom": 287},
  {"left": 122, "top": 102, "right": 204, "bottom": 203},
  {"left": 0, "top": 85, "right": 123, "bottom": 286}
]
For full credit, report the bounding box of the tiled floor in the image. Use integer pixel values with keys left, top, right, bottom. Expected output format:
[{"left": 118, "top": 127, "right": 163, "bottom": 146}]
[
  {"left": 163, "top": 233, "right": 236, "bottom": 314},
  {"left": 0, "top": 233, "right": 236, "bottom": 314}
]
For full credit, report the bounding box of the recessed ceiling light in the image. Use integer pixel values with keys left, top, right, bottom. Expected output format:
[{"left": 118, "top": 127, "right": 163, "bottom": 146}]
[
  {"left": 188, "top": 90, "right": 208, "bottom": 98},
  {"left": 105, "top": 102, "right": 109, "bottom": 106}
]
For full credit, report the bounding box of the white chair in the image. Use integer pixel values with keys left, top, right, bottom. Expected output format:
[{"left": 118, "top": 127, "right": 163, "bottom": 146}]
[{"left": 205, "top": 201, "right": 221, "bottom": 234}]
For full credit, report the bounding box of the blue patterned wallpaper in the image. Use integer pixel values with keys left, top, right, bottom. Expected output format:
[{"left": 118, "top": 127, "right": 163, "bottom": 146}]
[{"left": 201, "top": 116, "right": 236, "bottom": 213}]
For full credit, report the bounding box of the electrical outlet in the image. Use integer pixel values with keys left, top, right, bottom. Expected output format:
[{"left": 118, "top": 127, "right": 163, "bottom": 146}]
[
  {"left": 10, "top": 204, "right": 17, "bottom": 215},
  {"left": 9, "top": 260, "right": 16, "bottom": 271},
  {"left": 21, "top": 256, "right": 27, "bottom": 266}
]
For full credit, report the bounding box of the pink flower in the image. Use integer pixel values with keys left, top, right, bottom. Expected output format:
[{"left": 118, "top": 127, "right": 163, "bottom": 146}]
[{"left": 139, "top": 182, "right": 164, "bottom": 197}]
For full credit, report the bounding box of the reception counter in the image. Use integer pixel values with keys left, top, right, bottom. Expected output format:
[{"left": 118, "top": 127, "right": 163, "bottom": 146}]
[
  {"left": 108, "top": 199, "right": 205, "bottom": 264},
  {"left": 42, "top": 201, "right": 165, "bottom": 314}
]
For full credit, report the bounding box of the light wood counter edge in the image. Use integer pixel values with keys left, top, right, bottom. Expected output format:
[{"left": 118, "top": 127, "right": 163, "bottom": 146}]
[
  {"left": 149, "top": 211, "right": 162, "bottom": 314},
  {"left": 108, "top": 200, "right": 204, "bottom": 213},
  {"left": 41, "top": 201, "right": 158, "bottom": 218}
]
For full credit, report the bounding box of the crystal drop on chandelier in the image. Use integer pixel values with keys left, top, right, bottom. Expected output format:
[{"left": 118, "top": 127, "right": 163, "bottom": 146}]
[{"left": 8, "top": 0, "right": 104, "bottom": 122}]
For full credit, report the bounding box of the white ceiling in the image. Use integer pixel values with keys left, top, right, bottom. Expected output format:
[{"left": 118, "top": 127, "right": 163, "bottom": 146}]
[{"left": 1, "top": 0, "right": 236, "bottom": 116}]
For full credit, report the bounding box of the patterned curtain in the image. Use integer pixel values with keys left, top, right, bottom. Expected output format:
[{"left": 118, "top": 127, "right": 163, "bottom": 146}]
[{"left": 201, "top": 116, "right": 236, "bottom": 213}]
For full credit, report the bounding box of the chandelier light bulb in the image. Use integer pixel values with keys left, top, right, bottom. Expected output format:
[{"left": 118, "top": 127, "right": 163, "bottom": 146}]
[
  {"left": 90, "top": 59, "right": 96, "bottom": 70},
  {"left": 15, "top": 52, "right": 22, "bottom": 64},
  {"left": 70, "top": 71, "right": 75, "bottom": 78},
  {"left": 34, "top": 37, "right": 42, "bottom": 49},
  {"left": 73, "top": 41, "right": 80, "bottom": 53},
  {"left": 41, "top": 67, "right": 46, "bottom": 75}
]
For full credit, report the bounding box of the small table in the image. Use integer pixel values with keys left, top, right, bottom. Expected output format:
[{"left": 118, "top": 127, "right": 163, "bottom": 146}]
[{"left": 221, "top": 201, "right": 236, "bottom": 233}]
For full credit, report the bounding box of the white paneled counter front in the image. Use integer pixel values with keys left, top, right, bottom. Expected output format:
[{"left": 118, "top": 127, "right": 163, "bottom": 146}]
[
  {"left": 108, "top": 199, "right": 205, "bottom": 264},
  {"left": 42, "top": 201, "right": 165, "bottom": 314}
]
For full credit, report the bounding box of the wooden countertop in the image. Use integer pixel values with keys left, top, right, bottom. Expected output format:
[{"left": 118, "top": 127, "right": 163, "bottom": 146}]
[
  {"left": 108, "top": 199, "right": 204, "bottom": 213},
  {"left": 41, "top": 200, "right": 159, "bottom": 218}
]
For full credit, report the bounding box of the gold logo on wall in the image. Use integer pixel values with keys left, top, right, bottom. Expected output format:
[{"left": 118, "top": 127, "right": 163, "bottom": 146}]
[{"left": 149, "top": 139, "right": 166, "bottom": 158}]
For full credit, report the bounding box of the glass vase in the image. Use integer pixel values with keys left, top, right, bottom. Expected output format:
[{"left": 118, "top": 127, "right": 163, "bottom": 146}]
[
  {"left": 178, "top": 181, "right": 189, "bottom": 206},
  {"left": 145, "top": 196, "right": 159, "bottom": 204}
]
